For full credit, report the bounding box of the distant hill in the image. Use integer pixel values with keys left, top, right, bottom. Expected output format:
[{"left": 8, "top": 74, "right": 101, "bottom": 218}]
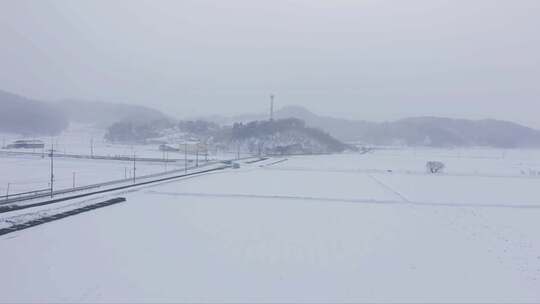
[
  {"left": 103, "top": 117, "right": 352, "bottom": 154},
  {"left": 209, "top": 105, "right": 540, "bottom": 148},
  {"left": 0, "top": 90, "right": 69, "bottom": 135},
  {"left": 215, "top": 118, "right": 352, "bottom": 154},
  {"left": 384, "top": 117, "right": 540, "bottom": 148},
  {"left": 56, "top": 99, "right": 170, "bottom": 128}
]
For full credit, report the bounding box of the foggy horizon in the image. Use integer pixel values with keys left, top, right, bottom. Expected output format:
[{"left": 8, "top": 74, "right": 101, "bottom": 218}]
[
  {"left": 1, "top": 0, "right": 539, "bottom": 127},
  {"left": 2, "top": 2, "right": 540, "bottom": 302}
]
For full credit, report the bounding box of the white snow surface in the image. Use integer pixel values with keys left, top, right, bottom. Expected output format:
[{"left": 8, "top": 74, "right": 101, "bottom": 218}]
[
  {"left": 1, "top": 150, "right": 539, "bottom": 303},
  {"left": 0, "top": 154, "right": 187, "bottom": 194}
]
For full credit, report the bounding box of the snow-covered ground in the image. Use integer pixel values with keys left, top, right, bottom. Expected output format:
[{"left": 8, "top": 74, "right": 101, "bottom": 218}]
[
  {"left": 0, "top": 149, "right": 539, "bottom": 302},
  {"left": 0, "top": 123, "right": 252, "bottom": 161},
  {"left": 0, "top": 154, "right": 186, "bottom": 194},
  {"left": 0, "top": 123, "right": 229, "bottom": 195}
]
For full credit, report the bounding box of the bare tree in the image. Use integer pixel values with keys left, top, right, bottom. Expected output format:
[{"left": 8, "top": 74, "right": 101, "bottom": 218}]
[{"left": 426, "top": 161, "right": 445, "bottom": 174}]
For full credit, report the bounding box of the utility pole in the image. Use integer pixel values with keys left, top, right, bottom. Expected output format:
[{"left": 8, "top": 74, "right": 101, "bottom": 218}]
[
  {"left": 195, "top": 143, "right": 199, "bottom": 168},
  {"left": 163, "top": 150, "right": 166, "bottom": 172},
  {"left": 125, "top": 167, "right": 127, "bottom": 179},
  {"left": 90, "top": 137, "right": 94, "bottom": 158},
  {"left": 270, "top": 94, "right": 275, "bottom": 121},
  {"left": 163, "top": 151, "right": 169, "bottom": 172},
  {"left": 5, "top": 183, "right": 10, "bottom": 202},
  {"left": 184, "top": 142, "right": 188, "bottom": 174},
  {"left": 72, "top": 172, "right": 76, "bottom": 188},
  {"left": 132, "top": 152, "right": 136, "bottom": 184},
  {"left": 50, "top": 143, "right": 54, "bottom": 198}
]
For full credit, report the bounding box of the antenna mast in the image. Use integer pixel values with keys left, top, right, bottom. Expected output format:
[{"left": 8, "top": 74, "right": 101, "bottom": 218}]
[{"left": 270, "top": 94, "right": 275, "bottom": 121}]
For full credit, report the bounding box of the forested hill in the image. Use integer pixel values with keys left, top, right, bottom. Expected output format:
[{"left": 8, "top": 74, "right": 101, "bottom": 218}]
[
  {"left": 220, "top": 106, "right": 540, "bottom": 148},
  {"left": 0, "top": 90, "right": 170, "bottom": 135},
  {"left": 103, "top": 117, "right": 352, "bottom": 154},
  {"left": 360, "top": 117, "right": 540, "bottom": 148},
  {"left": 56, "top": 99, "right": 169, "bottom": 128},
  {"left": 217, "top": 118, "right": 353, "bottom": 154},
  {"left": 0, "top": 90, "right": 68, "bottom": 135}
]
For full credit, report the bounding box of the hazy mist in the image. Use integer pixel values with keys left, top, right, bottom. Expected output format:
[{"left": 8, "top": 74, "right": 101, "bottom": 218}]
[{"left": 1, "top": 0, "right": 539, "bottom": 127}]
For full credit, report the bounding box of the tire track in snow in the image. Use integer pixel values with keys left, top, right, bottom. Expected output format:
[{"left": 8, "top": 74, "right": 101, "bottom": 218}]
[
  {"left": 264, "top": 166, "right": 540, "bottom": 180},
  {"left": 367, "top": 174, "right": 410, "bottom": 203},
  {"left": 145, "top": 191, "right": 540, "bottom": 209}
]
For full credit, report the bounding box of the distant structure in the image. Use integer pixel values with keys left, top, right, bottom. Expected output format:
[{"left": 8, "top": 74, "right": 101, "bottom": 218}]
[
  {"left": 270, "top": 94, "right": 275, "bottom": 121},
  {"left": 6, "top": 139, "right": 45, "bottom": 149}
]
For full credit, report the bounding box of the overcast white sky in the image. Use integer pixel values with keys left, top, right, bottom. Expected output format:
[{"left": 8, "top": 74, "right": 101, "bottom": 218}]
[{"left": 1, "top": 0, "right": 539, "bottom": 127}]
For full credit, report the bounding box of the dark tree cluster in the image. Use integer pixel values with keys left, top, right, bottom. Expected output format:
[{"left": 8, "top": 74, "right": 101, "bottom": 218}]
[
  {"left": 231, "top": 118, "right": 305, "bottom": 139},
  {"left": 104, "top": 121, "right": 160, "bottom": 143},
  {"left": 229, "top": 118, "right": 351, "bottom": 153},
  {"left": 178, "top": 120, "right": 220, "bottom": 135}
]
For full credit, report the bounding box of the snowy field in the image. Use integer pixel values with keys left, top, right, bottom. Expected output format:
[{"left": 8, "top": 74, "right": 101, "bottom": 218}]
[
  {"left": 1, "top": 124, "right": 191, "bottom": 159},
  {"left": 0, "top": 149, "right": 539, "bottom": 302},
  {"left": 0, "top": 123, "right": 232, "bottom": 195},
  {"left": 0, "top": 154, "right": 186, "bottom": 195}
]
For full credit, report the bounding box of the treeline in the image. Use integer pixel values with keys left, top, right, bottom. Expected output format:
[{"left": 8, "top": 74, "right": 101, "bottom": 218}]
[
  {"left": 104, "top": 121, "right": 161, "bottom": 143},
  {"left": 225, "top": 118, "right": 351, "bottom": 153},
  {"left": 104, "top": 119, "right": 219, "bottom": 143},
  {"left": 104, "top": 117, "right": 351, "bottom": 154},
  {"left": 177, "top": 120, "right": 220, "bottom": 135},
  {"left": 230, "top": 118, "right": 306, "bottom": 139}
]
